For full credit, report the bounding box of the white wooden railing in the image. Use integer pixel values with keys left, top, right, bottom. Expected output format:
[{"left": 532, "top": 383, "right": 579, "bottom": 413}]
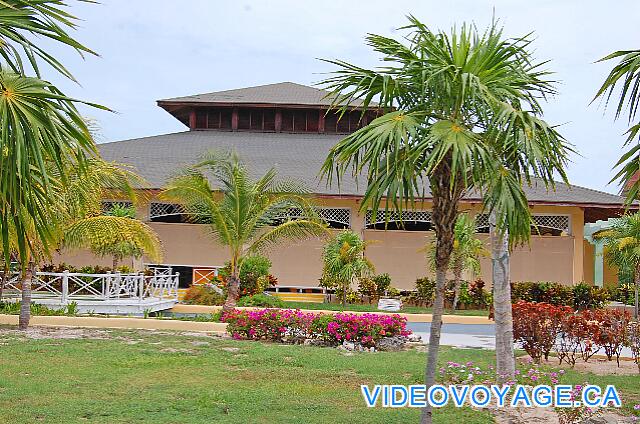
[{"left": 3, "top": 271, "right": 180, "bottom": 303}]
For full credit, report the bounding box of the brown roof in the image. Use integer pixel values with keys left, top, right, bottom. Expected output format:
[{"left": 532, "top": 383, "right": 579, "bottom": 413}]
[{"left": 157, "top": 82, "right": 373, "bottom": 108}]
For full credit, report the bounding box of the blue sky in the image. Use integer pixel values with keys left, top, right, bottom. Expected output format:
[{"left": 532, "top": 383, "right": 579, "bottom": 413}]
[{"left": 47, "top": 0, "right": 640, "bottom": 194}]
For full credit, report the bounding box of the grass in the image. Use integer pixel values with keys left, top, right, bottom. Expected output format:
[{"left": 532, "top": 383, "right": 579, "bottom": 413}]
[
  {"left": 0, "top": 328, "right": 637, "bottom": 423},
  {"left": 0, "top": 327, "right": 490, "bottom": 424},
  {"left": 280, "top": 300, "right": 488, "bottom": 316}
]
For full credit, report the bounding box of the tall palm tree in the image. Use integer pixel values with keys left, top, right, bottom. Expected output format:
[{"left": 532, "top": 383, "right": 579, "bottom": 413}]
[
  {"left": 0, "top": 1, "right": 106, "bottom": 280},
  {"left": 11, "top": 158, "right": 144, "bottom": 329},
  {"left": 594, "top": 49, "right": 640, "bottom": 200},
  {"left": 320, "top": 17, "right": 570, "bottom": 422},
  {"left": 162, "top": 151, "right": 329, "bottom": 310},
  {"left": 322, "top": 230, "right": 374, "bottom": 308},
  {"left": 593, "top": 213, "right": 640, "bottom": 318}
]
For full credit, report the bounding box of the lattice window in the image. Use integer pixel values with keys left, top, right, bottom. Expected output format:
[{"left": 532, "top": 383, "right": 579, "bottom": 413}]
[
  {"left": 285, "top": 207, "right": 351, "bottom": 229},
  {"left": 365, "top": 209, "right": 432, "bottom": 231},
  {"left": 474, "top": 213, "right": 570, "bottom": 235},
  {"left": 101, "top": 200, "right": 133, "bottom": 214},
  {"left": 365, "top": 209, "right": 432, "bottom": 226},
  {"left": 533, "top": 215, "right": 571, "bottom": 235},
  {"left": 149, "top": 202, "right": 185, "bottom": 219},
  {"left": 475, "top": 213, "right": 490, "bottom": 232}
]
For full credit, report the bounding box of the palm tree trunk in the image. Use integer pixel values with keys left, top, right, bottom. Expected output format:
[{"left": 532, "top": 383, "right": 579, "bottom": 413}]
[
  {"left": 223, "top": 274, "right": 240, "bottom": 312},
  {"left": 490, "top": 210, "right": 515, "bottom": 381},
  {"left": 18, "top": 262, "right": 35, "bottom": 331},
  {"left": 451, "top": 258, "right": 463, "bottom": 313},
  {"left": 634, "top": 266, "right": 639, "bottom": 320},
  {"left": 420, "top": 178, "right": 457, "bottom": 424},
  {"left": 0, "top": 265, "right": 8, "bottom": 301}
]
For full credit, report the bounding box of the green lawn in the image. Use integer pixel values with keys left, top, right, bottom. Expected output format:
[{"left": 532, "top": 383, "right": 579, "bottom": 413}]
[
  {"left": 0, "top": 327, "right": 637, "bottom": 423},
  {"left": 280, "top": 301, "right": 488, "bottom": 316}
]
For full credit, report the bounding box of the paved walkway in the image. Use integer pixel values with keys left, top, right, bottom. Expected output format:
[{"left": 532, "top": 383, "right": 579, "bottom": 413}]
[{"left": 0, "top": 314, "right": 227, "bottom": 333}]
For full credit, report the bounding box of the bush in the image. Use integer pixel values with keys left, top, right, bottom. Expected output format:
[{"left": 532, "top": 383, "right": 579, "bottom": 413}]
[
  {"left": 511, "top": 281, "right": 609, "bottom": 310},
  {"left": 222, "top": 308, "right": 316, "bottom": 342},
  {"left": 372, "top": 273, "right": 392, "bottom": 296},
  {"left": 572, "top": 283, "right": 609, "bottom": 310},
  {"left": 357, "top": 278, "right": 377, "bottom": 302},
  {"left": 512, "top": 301, "right": 572, "bottom": 363},
  {"left": 219, "top": 255, "right": 276, "bottom": 297},
  {"left": 413, "top": 278, "right": 436, "bottom": 306},
  {"left": 467, "top": 279, "right": 491, "bottom": 308},
  {"left": 585, "top": 308, "right": 631, "bottom": 365},
  {"left": 310, "top": 312, "right": 410, "bottom": 347},
  {"left": 182, "top": 284, "right": 225, "bottom": 306},
  {"left": 222, "top": 308, "right": 411, "bottom": 348},
  {"left": 609, "top": 283, "right": 635, "bottom": 305},
  {"left": 237, "top": 293, "right": 285, "bottom": 308}
]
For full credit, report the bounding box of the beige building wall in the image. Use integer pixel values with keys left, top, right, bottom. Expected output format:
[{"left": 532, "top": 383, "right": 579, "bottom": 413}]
[
  {"left": 55, "top": 196, "right": 592, "bottom": 291},
  {"left": 583, "top": 240, "right": 595, "bottom": 285}
]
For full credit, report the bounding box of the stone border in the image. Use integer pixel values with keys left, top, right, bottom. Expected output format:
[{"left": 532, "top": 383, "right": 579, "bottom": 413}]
[
  {"left": 0, "top": 314, "right": 227, "bottom": 333},
  {"left": 169, "top": 304, "right": 493, "bottom": 325}
]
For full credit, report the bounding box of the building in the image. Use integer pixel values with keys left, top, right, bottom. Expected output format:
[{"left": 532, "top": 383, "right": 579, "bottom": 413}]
[{"left": 59, "top": 82, "right": 629, "bottom": 290}]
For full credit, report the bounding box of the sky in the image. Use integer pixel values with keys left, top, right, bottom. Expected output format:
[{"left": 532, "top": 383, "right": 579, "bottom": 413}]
[{"left": 45, "top": 0, "right": 640, "bottom": 194}]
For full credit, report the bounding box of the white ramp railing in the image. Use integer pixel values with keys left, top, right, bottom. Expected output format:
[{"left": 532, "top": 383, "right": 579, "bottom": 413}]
[{"left": 3, "top": 271, "right": 180, "bottom": 303}]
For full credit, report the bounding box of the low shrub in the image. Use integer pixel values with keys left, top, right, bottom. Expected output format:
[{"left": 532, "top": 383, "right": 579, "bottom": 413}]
[
  {"left": 222, "top": 308, "right": 316, "bottom": 342},
  {"left": 511, "top": 281, "right": 610, "bottom": 310},
  {"left": 512, "top": 301, "right": 571, "bottom": 363},
  {"left": 182, "top": 284, "right": 225, "bottom": 306},
  {"left": 237, "top": 293, "right": 285, "bottom": 308},
  {"left": 572, "top": 283, "right": 609, "bottom": 310},
  {"left": 219, "top": 255, "right": 276, "bottom": 297},
  {"left": 357, "top": 273, "right": 393, "bottom": 303},
  {"left": 413, "top": 278, "right": 436, "bottom": 306},
  {"left": 221, "top": 308, "right": 411, "bottom": 348},
  {"left": 585, "top": 308, "right": 631, "bottom": 366},
  {"left": 0, "top": 301, "right": 77, "bottom": 316},
  {"left": 608, "top": 283, "right": 635, "bottom": 305}
]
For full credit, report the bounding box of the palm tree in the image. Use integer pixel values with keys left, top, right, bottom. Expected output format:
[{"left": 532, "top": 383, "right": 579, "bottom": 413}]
[
  {"left": 594, "top": 49, "right": 640, "bottom": 200},
  {"left": 162, "top": 150, "right": 329, "bottom": 310},
  {"left": 0, "top": 1, "right": 106, "bottom": 296},
  {"left": 320, "top": 17, "right": 570, "bottom": 422},
  {"left": 593, "top": 213, "right": 640, "bottom": 318},
  {"left": 64, "top": 215, "right": 162, "bottom": 269},
  {"left": 428, "top": 214, "right": 487, "bottom": 312},
  {"left": 322, "top": 230, "right": 374, "bottom": 308},
  {"left": 12, "top": 158, "right": 144, "bottom": 329}
]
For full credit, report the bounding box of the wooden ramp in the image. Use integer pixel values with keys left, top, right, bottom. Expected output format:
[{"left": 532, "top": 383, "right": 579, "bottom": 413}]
[{"left": 3, "top": 271, "right": 180, "bottom": 316}]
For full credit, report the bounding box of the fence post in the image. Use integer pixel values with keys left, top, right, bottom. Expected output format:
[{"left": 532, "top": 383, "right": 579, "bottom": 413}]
[
  {"left": 138, "top": 273, "right": 144, "bottom": 302},
  {"left": 105, "top": 271, "right": 111, "bottom": 300},
  {"left": 115, "top": 272, "right": 122, "bottom": 299},
  {"left": 175, "top": 272, "right": 180, "bottom": 300},
  {"left": 62, "top": 270, "right": 69, "bottom": 304}
]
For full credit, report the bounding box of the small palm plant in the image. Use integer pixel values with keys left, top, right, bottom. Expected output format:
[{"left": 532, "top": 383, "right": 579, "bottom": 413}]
[
  {"left": 322, "top": 230, "right": 374, "bottom": 308},
  {"left": 162, "top": 150, "right": 329, "bottom": 310},
  {"left": 593, "top": 213, "right": 640, "bottom": 318},
  {"left": 428, "top": 214, "right": 488, "bottom": 312},
  {"left": 64, "top": 204, "right": 162, "bottom": 269}
]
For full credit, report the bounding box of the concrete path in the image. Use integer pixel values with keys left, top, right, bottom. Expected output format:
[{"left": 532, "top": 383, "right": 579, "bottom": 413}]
[{"left": 0, "top": 314, "right": 227, "bottom": 333}]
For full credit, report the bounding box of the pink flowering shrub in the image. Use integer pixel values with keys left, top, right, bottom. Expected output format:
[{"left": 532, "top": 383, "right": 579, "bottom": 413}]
[
  {"left": 221, "top": 308, "right": 410, "bottom": 347},
  {"left": 310, "top": 312, "right": 411, "bottom": 347},
  {"left": 221, "top": 308, "right": 316, "bottom": 342}
]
